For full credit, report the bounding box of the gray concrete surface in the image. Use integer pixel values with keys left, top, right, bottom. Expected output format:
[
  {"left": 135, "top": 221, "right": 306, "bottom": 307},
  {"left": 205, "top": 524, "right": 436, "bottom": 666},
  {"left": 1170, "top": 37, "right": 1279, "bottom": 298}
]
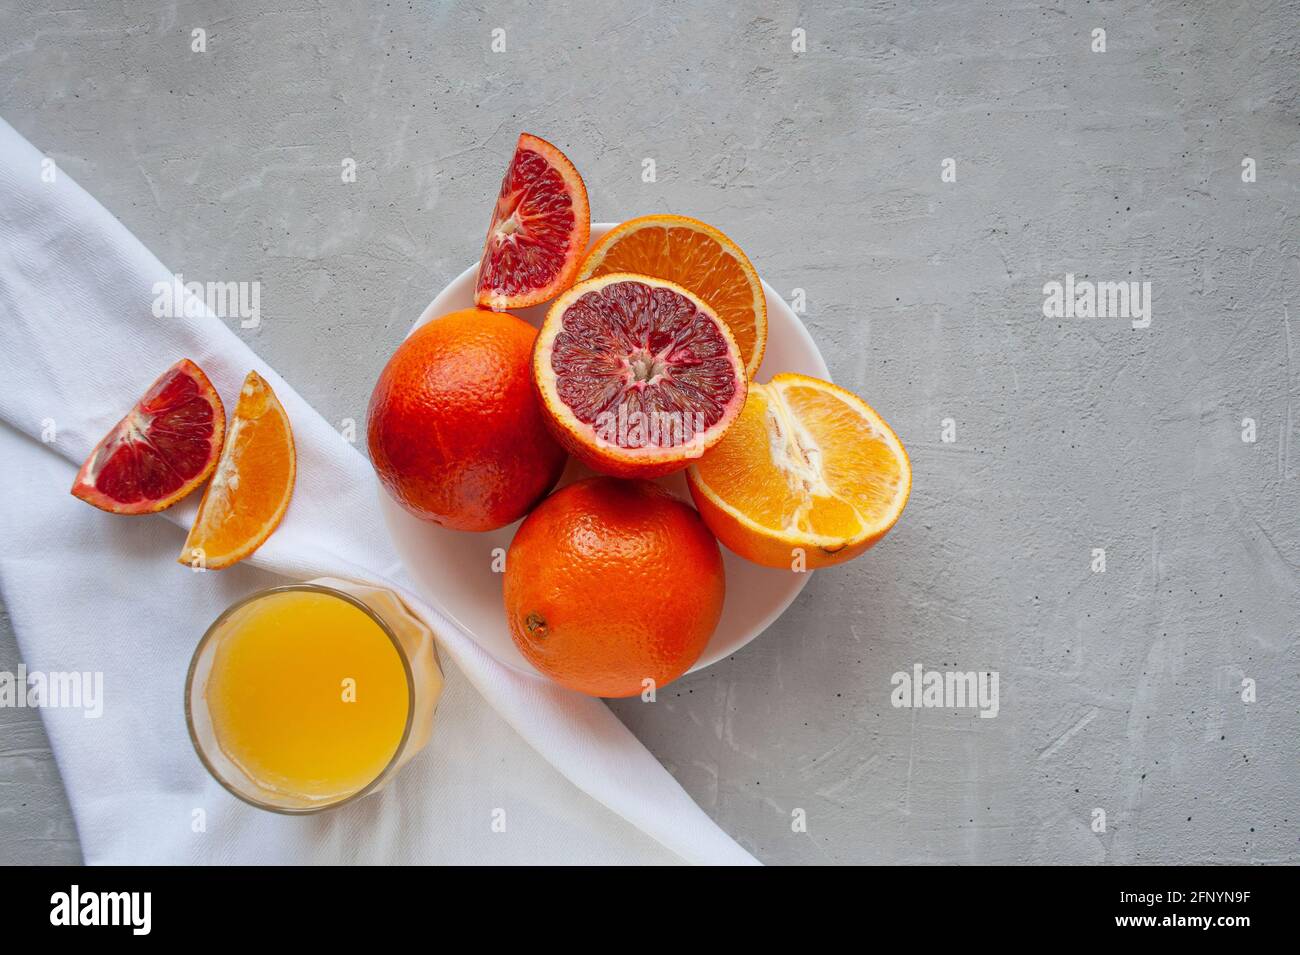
[{"left": 1, "top": 0, "right": 1297, "bottom": 865}]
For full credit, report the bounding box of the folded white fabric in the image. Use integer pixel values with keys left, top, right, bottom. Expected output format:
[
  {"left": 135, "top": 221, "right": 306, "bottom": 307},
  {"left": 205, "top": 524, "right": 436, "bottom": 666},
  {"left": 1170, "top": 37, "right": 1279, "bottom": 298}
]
[{"left": 0, "top": 115, "right": 757, "bottom": 865}]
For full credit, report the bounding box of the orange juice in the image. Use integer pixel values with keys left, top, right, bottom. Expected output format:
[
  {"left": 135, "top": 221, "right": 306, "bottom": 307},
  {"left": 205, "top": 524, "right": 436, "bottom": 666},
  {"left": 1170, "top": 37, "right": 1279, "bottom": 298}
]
[
  {"left": 188, "top": 581, "right": 441, "bottom": 812},
  {"left": 205, "top": 589, "right": 409, "bottom": 802}
]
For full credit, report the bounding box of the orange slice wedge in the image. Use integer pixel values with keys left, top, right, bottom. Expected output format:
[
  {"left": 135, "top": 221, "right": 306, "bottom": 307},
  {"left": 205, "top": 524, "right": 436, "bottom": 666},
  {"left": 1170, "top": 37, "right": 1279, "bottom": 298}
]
[
  {"left": 476, "top": 133, "right": 590, "bottom": 310},
  {"left": 179, "top": 371, "right": 296, "bottom": 570},
  {"left": 71, "top": 359, "right": 224, "bottom": 515},
  {"left": 686, "top": 373, "right": 910, "bottom": 569},
  {"left": 577, "top": 215, "right": 768, "bottom": 377}
]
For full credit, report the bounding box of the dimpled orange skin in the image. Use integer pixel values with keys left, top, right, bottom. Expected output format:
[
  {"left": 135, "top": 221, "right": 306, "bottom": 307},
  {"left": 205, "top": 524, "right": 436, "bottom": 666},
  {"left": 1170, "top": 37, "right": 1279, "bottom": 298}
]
[
  {"left": 504, "top": 477, "right": 725, "bottom": 698},
  {"left": 367, "top": 308, "right": 568, "bottom": 531}
]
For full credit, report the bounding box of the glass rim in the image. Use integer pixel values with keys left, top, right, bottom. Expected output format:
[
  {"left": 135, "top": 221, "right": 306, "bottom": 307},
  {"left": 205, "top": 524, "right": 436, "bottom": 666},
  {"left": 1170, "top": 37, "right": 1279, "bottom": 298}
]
[{"left": 184, "top": 581, "right": 417, "bottom": 816}]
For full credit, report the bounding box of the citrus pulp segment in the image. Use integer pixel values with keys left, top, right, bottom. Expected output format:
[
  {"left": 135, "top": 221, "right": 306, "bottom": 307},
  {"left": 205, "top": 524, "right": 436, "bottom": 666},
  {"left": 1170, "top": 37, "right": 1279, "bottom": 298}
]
[{"left": 686, "top": 373, "right": 910, "bottom": 569}]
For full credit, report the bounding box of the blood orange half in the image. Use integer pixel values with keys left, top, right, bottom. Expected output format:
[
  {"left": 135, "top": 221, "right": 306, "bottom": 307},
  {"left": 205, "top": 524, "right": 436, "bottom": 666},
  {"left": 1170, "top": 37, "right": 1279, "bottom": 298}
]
[
  {"left": 71, "top": 358, "right": 225, "bottom": 515},
  {"left": 476, "top": 132, "right": 590, "bottom": 310},
  {"left": 533, "top": 273, "right": 747, "bottom": 478}
]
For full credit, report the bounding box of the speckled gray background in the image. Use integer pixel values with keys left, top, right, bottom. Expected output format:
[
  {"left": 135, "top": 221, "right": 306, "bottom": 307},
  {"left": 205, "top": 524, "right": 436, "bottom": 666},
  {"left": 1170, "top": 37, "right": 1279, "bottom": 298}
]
[{"left": 2, "top": 0, "right": 1297, "bottom": 865}]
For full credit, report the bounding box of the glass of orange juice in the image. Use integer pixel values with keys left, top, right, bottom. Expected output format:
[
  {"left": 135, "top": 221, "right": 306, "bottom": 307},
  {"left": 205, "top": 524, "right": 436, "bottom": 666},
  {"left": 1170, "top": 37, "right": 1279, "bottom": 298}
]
[{"left": 185, "top": 577, "right": 443, "bottom": 813}]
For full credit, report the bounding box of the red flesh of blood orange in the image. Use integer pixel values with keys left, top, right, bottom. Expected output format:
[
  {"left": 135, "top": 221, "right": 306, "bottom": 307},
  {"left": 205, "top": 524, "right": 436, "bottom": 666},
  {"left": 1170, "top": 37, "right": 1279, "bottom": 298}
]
[
  {"left": 476, "top": 133, "right": 590, "bottom": 310},
  {"left": 534, "top": 273, "right": 747, "bottom": 478},
  {"left": 71, "top": 359, "right": 225, "bottom": 514}
]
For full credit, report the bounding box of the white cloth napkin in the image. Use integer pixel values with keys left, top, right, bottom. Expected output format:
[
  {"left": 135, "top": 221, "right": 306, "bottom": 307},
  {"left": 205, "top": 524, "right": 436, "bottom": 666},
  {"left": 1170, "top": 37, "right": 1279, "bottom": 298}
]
[{"left": 0, "top": 115, "right": 757, "bottom": 865}]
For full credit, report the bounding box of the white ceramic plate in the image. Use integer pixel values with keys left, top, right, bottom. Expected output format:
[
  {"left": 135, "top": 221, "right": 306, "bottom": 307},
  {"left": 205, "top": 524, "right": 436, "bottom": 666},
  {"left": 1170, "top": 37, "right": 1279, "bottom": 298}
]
[{"left": 377, "top": 223, "right": 831, "bottom": 678}]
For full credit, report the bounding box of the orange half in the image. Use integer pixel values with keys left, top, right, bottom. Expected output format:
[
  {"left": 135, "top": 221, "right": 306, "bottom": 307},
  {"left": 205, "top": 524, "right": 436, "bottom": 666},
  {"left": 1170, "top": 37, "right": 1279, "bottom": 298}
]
[
  {"left": 179, "top": 371, "right": 296, "bottom": 570},
  {"left": 577, "top": 214, "right": 768, "bottom": 377},
  {"left": 686, "top": 373, "right": 910, "bottom": 569}
]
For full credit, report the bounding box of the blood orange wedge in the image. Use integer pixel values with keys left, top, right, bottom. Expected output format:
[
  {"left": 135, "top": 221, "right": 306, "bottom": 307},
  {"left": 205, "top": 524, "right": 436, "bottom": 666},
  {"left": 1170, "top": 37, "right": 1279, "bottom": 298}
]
[
  {"left": 534, "top": 273, "right": 747, "bottom": 478},
  {"left": 179, "top": 371, "right": 295, "bottom": 570},
  {"left": 577, "top": 215, "right": 767, "bottom": 377},
  {"left": 476, "top": 132, "right": 590, "bottom": 310},
  {"left": 686, "top": 373, "right": 911, "bottom": 569},
  {"left": 71, "top": 359, "right": 225, "bottom": 515}
]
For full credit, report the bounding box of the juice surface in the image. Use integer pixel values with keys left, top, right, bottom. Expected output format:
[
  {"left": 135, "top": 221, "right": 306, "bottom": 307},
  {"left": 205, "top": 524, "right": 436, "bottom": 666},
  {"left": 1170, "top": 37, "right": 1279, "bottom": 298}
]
[{"left": 206, "top": 589, "right": 410, "bottom": 802}]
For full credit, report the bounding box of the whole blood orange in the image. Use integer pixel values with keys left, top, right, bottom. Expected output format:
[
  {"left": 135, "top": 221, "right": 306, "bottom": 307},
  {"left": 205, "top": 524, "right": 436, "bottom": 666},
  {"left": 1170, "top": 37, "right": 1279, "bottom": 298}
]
[
  {"left": 476, "top": 133, "right": 590, "bottom": 310},
  {"left": 503, "top": 477, "right": 725, "bottom": 698},
  {"left": 533, "top": 273, "right": 747, "bottom": 478},
  {"left": 368, "top": 307, "right": 567, "bottom": 531},
  {"left": 71, "top": 358, "right": 225, "bottom": 515}
]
